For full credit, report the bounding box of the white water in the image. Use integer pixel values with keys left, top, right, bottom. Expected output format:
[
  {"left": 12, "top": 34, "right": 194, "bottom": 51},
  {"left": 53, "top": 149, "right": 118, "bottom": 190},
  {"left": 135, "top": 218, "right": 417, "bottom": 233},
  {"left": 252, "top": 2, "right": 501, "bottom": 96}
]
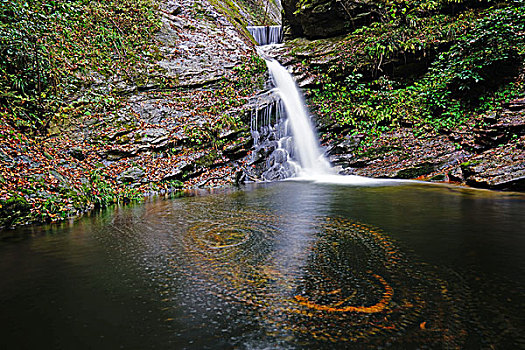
[
  {"left": 247, "top": 26, "right": 282, "bottom": 45},
  {"left": 264, "top": 58, "right": 333, "bottom": 177},
  {"left": 263, "top": 56, "right": 409, "bottom": 186}
]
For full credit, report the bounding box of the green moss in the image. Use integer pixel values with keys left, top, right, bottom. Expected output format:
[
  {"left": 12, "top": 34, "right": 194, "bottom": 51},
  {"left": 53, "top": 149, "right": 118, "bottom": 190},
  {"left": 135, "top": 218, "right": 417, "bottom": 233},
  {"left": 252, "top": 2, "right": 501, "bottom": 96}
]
[
  {"left": 0, "top": 0, "right": 162, "bottom": 133},
  {"left": 396, "top": 163, "right": 436, "bottom": 179},
  {"left": 460, "top": 160, "right": 482, "bottom": 169},
  {"left": 0, "top": 196, "right": 31, "bottom": 228}
]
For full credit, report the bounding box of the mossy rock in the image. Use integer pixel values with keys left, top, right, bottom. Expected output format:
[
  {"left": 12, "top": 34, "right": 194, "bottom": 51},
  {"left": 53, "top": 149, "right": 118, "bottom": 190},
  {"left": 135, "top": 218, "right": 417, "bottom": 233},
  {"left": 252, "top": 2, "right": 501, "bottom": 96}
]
[
  {"left": 395, "top": 162, "right": 435, "bottom": 179},
  {"left": 460, "top": 160, "right": 482, "bottom": 177},
  {"left": 0, "top": 196, "right": 31, "bottom": 228}
]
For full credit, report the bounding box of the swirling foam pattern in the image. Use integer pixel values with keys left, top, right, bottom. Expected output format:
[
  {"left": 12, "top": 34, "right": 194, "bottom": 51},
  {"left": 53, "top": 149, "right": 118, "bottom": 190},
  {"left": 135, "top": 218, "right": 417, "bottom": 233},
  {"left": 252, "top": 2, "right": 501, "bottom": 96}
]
[{"left": 149, "top": 202, "right": 467, "bottom": 348}]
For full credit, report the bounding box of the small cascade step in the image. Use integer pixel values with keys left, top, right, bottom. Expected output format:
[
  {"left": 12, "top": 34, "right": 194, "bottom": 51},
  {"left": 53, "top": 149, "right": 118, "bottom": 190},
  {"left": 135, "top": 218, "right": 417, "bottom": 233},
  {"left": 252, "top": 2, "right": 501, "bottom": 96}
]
[
  {"left": 251, "top": 97, "right": 285, "bottom": 132},
  {"left": 247, "top": 25, "right": 283, "bottom": 46},
  {"left": 249, "top": 94, "right": 299, "bottom": 181}
]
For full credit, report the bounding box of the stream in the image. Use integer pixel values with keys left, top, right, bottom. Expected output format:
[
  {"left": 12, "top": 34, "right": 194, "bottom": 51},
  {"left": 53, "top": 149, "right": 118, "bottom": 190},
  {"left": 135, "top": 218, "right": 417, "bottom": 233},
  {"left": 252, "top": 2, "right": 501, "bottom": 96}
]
[{"left": 1, "top": 182, "right": 524, "bottom": 349}]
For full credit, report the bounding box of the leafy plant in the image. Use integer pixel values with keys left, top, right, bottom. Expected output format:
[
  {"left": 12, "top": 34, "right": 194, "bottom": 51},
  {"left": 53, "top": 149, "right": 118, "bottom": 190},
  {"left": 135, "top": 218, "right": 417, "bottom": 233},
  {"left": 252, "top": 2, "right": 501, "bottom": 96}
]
[
  {"left": 307, "top": 2, "right": 524, "bottom": 138},
  {"left": 0, "top": 0, "right": 161, "bottom": 133}
]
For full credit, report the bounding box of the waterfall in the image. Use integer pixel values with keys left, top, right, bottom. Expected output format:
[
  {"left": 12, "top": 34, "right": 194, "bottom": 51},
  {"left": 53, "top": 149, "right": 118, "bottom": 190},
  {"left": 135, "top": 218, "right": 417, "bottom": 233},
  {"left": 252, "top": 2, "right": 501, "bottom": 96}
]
[
  {"left": 247, "top": 30, "right": 405, "bottom": 185},
  {"left": 249, "top": 94, "right": 301, "bottom": 181},
  {"left": 247, "top": 26, "right": 283, "bottom": 45},
  {"left": 264, "top": 58, "right": 332, "bottom": 177}
]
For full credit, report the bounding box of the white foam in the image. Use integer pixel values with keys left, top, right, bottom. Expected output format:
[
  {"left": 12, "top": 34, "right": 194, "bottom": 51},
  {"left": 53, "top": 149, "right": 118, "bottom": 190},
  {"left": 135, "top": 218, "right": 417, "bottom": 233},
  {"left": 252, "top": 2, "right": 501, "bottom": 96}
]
[{"left": 289, "top": 173, "right": 411, "bottom": 186}]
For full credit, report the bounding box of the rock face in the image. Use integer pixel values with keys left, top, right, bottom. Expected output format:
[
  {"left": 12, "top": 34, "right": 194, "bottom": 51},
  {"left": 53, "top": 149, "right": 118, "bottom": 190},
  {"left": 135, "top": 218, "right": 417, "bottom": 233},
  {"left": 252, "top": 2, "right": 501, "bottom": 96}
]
[
  {"left": 326, "top": 98, "right": 525, "bottom": 191},
  {"left": 329, "top": 129, "right": 471, "bottom": 182},
  {"left": 282, "top": 0, "right": 378, "bottom": 38},
  {"left": 0, "top": 0, "right": 279, "bottom": 228},
  {"left": 455, "top": 101, "right": 525, "bottom": 190},
  {"left": 272, "top": 0, "right": 525, "bottom": 192}
]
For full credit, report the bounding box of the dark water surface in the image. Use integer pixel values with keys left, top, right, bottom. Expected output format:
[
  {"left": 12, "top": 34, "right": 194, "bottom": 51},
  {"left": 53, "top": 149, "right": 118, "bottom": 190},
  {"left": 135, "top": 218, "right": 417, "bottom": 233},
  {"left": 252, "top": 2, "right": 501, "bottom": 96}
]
[{"left": 1, "top": 182, "right": 524, "bottom": 349}]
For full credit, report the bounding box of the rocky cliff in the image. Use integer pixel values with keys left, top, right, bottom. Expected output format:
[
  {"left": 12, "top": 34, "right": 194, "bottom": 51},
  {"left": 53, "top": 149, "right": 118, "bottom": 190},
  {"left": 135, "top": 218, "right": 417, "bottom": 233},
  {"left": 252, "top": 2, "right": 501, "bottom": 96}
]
[
  {"left": 0, "top": 0, "right": 280, "bottom": 228},
  {"left": 272, "top": 0, "right": 525, "bottom": 190}
]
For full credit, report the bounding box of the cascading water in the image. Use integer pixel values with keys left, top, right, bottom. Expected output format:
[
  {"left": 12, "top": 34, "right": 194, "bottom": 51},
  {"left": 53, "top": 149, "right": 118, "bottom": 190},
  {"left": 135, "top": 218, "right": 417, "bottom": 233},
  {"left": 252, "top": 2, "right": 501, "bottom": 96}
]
[
  {"left": 263, "top": 58, "right": 332, "bottom": 177},
  {"left": 248, "top": 34, "right": 405, "bottom": 185},
  {"left": 247, "top": 26, "right": 283, "bottom": 45},
  {"left": 250, "top": 95, "right": 301, "bottom": 181}
]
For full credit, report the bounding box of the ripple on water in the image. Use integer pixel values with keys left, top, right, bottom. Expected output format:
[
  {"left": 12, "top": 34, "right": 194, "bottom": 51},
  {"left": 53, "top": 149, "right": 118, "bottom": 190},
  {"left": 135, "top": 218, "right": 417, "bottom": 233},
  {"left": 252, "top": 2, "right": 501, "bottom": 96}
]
[{"left": 121, "top": 202, "right": 470, "bottom": 348}]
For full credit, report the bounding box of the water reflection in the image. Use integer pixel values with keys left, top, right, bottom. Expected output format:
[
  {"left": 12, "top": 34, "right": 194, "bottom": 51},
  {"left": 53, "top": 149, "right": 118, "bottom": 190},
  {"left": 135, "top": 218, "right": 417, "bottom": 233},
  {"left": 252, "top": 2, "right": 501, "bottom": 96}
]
[{"left": 1, "top": 182, "right": 524, "bottom": 349}]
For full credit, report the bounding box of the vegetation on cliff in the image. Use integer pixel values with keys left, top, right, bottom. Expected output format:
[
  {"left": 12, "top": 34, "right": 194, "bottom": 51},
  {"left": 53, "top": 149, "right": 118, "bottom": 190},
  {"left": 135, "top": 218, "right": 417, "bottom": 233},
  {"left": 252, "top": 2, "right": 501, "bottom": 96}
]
[
  {"left": 0, "top": 0, "right": 163, "bottom": 133},
  {"left": 272, "top": 0, "right": 525, "bottom": 188},
  {"left": 0, "top": 0, "right": 163, "bottom": 227},
  {"left": 280, "top": 1, "right": 524, "bottom": 140},
  {"left": 0, "top": 0, "right": 269, "bottom": 228}
]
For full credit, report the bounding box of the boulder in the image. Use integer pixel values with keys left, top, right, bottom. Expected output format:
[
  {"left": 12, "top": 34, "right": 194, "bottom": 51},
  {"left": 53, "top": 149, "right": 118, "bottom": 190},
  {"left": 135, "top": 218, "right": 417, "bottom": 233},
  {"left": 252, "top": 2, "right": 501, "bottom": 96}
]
[
  {"left": 461, "top": 145, "right": 525, "bottom": 191},
  {"left": 119, "top": 167, "right": 145, "bottom": 183},
  {"left": 163, "top": 161, "right": 194, "bottom": 181}
]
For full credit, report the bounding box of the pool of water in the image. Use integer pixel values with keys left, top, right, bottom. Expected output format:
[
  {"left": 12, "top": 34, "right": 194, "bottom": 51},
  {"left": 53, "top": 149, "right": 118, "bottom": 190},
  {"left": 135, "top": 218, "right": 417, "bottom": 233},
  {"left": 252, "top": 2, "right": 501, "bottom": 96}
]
[{"left": 1, "top": 182, "right": 524, "bottom": 349}]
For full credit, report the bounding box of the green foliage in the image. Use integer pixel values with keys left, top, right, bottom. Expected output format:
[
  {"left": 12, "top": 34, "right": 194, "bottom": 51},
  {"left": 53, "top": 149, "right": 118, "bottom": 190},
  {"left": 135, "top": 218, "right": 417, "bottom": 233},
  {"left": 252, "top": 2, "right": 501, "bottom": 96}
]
[
  {"left": 0, "top": 0, "right": 161, "bottom": 133},
  {"left": 85, "top": 171, "right": 117, "bottom": 208},
  {"left": 82, "top": 170, "right": 142, "bottom": 209},
  {"left": 431, "top": 5, "right": 525, "bottom": 100},
  {"left": 184, "top": 123, "right": 213, "bottom": 146},
  {"left": 182, "top": 54, "right": 266, "bottom": 149},
  {"left": 232, "top": 54, "right": 267, "bottom": 93},
  {"left": 308, "top": 3, "right": 525, "bottom": 138},
  {"left": 0, "top": 196, "right": 31, "bottom": 227}
]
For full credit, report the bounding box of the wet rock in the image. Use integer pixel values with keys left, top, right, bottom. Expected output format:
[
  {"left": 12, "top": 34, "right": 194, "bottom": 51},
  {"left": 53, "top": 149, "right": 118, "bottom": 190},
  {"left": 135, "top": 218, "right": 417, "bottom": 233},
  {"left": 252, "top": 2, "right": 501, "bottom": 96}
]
[
  {"left": 218, "top": 127, "right": 249, "bottom": 141},
  {"left": 257, "top": 141, "right": 279, "bottom": 158},
  {"left": 69, "top": 147, "right": 85, "bottom": 161},
  {"left": 223, "top": 139, "right": 252, "bottom": 160},
  {"left": 467, "top": 167, "right": 525, "bottom": 190},
  {"left": 119, "top": 167, "right": 145, "bottom": 183},
  {"left": 163, "top": 161, "right": 194, "bottom": 181},
  {"left": 448, "top": 166, "right": 464, "bottom": 183},
  {"left": 395, "top": 162, "right": 436, "bottom": 179},
  {"left": 234, "top": 170, "right": 247, "bottom": 185},
  {"left": 429, "top": 173, "right": 447, "bottom": 182},
  {"left": 330, "top": 154, "right": 367, "bottom": 168},
  {"left": 328, "top": 134, "right": 362, "bottom": 155},
  {"left": 272, "top": 149, "right": 288, "bottom": 164}
]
